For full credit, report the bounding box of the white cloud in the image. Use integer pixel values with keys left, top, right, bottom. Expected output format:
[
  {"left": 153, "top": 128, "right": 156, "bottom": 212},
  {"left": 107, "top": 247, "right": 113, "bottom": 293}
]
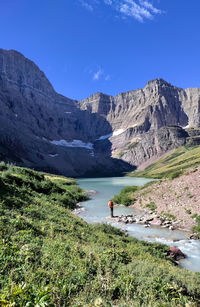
[
  {"left": 104, "top": 0, "right": 113, "bottom": 4},
  {"left": 79, "top": 0, "right": 163, "bottom": 22},
  {"left": 93, "top": 68, "right": 103, "bottom": 80},
  {"left": 119, "top": 1, "right": 152, "bottom": 22},
  {"left": 80, "top": 0, "right": 93, "bottom": 11},
  {"left": 105, "top": 74, "right": 111, "bottom": 81},
  {"left": 118, "top": 0, "right": 162, "bottom": 22},
  {"left": 92, "top": 68, "right": 111, "bottom": 81},
  {"left": 139, "top": 0, "right": 162, "bottom": 14}
]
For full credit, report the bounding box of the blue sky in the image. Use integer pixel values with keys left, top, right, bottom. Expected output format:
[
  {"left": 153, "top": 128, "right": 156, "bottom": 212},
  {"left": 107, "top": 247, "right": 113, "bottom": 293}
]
[{"left": 0, "top": 0, "right": 200, "bottom": 100}]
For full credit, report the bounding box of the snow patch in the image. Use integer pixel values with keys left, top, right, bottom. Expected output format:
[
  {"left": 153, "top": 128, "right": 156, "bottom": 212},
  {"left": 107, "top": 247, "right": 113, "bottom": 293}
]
[
  {"left": 97, "top": 133, "right": 112, "bottom": 140},
  {"left": 183, "top": 125, "right": 189, "bottom": 129},
  {"left": 49, "top": 154, "right": 59, "bottom": 158},
  {"left": 42, "top": 137, "right": 48, "bottom": 142},
  {"left": 97, "top": 129, "right": 125, "bottom": 141},
  {"left": 113, "top": 129, "right": 125, "bottom": 136},
  {"left": 65, "top": 112, "right": 71, "bottom": 114},
  {"left": 50, "top": 139, "right": 94, "bottom": 150}
]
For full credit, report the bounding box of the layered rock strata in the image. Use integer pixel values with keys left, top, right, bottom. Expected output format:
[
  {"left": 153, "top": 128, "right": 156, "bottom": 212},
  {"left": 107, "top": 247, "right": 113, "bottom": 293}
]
[{"left": 1, "top": 48, "right": 200, "bottom": 176}]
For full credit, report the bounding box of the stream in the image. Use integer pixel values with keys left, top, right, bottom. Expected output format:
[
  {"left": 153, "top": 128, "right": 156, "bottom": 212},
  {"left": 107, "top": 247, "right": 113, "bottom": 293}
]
[{"left": 77, "top": 177, "right": 200, "bottom": 273}]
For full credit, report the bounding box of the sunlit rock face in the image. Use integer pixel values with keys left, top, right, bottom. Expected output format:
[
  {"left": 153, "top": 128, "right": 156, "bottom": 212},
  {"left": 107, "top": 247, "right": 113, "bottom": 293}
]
[
  {"left": 79, "top": 78, "right": 198, "bottom": 167},
  {"left": 80, "top": 79, "right": 188, "bottom": 131},
  {"left": 0, "top": 48, "right": 200, "bottom": 176}
]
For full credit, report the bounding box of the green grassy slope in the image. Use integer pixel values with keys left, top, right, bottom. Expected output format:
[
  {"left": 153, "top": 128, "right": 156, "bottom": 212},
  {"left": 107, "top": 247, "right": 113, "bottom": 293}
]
[
  {"left": 0, "top": 163, "right": 200, "bottom": 306},
  {"left": 130, "top": 146, "right": 200, "bottom": 179}
]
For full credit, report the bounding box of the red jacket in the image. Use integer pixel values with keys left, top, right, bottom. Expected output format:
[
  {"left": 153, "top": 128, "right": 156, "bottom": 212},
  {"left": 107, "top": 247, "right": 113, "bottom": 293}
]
[{"left": 108, "top": 200, "right": 114, "bottom": 208}]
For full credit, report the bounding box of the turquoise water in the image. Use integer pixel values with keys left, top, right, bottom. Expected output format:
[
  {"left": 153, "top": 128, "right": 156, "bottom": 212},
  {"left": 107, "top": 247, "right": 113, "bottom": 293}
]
[{"left": 78, "top": 176, "right": 200, "bottom": 272}]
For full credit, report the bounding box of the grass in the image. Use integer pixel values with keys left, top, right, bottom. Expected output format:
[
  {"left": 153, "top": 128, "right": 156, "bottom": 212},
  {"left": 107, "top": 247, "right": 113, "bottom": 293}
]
[
  {"left": 0, "top": 163, "right": 200, "bottom": 306},
  {"left": 130, "top": 145, "right": 200, "bottom": 179}
]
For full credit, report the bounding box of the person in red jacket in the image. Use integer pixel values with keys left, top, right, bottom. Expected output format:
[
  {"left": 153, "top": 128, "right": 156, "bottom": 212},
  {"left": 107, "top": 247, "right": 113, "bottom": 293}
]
[{"left": 108, "top": 200, "right": 114, "bottom": 218}]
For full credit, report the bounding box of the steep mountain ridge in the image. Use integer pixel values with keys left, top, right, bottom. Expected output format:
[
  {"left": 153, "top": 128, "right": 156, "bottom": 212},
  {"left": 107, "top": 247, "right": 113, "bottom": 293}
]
[
  {"left": 80, "top": 79, "right": 188, "bottom": 131},
  {"left": 0, "top": 48, "right": 200, "bottom": 176},
  {"left": 0, "top": 48, "right": 120, "bottom": 176}
]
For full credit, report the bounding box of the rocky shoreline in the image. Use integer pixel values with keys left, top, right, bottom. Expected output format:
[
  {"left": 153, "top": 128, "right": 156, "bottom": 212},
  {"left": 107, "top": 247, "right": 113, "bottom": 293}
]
[
  {"left": 112, "top": 209, "right": 199, "bottom": 239},
  {"left": 114, "top": 211, "right": 177, "bottom": 229}
]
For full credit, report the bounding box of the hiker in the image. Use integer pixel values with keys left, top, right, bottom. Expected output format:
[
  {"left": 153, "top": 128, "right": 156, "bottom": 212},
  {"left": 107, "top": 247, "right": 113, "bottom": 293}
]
[{"left": 108, "top": 200, "right": 114, "bottom": 218}]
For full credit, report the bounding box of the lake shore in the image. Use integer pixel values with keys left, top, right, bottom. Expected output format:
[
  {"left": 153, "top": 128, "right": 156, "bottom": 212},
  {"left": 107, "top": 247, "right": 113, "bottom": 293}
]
[
  {"left": 129, "top": 167, "right": 200, "bottom": 234},
  {"left": 106, "top": 208, "right": 200, "bottom": 240}
]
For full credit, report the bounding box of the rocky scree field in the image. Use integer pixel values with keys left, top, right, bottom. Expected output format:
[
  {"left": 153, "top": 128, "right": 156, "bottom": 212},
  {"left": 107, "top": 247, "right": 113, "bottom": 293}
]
[{"left": 113, "top": 145, "right": 200, "bottom": 234}]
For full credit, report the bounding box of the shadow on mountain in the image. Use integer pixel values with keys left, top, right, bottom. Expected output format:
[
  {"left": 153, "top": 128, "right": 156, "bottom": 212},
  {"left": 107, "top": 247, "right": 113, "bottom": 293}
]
[
  {"left": 81, "top": 158, "right": 136, "bottom": 178},
  {"left": 0, "top": 103, "right": 135, "bottom": 178},
  {"left": 0, "top": 48, "right": 135, "bottom": 177},
  {"left": 79, "top": 136, "right": 136, "bottom": 178}
]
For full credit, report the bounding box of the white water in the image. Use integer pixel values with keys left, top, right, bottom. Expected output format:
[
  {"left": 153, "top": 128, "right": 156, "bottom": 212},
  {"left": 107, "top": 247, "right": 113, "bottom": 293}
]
[{"left": 78, "top": 176, "right": 200, "bottom": 273}]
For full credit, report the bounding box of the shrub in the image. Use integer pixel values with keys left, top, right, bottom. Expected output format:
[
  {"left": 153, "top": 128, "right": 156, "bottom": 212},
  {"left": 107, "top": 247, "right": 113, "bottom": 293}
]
[
  {"left": 112, "top": 186, "right": 138, "bottom": 206},
  {"left": 145, "top": 201, "right": 157, "bottom": 212},
  {"left": 192, "top": 215, "right": 200, "bottom": 237},
  {"left": 168, "top": 170, "right": 183, "bottom": 180},
  {"left": 0, "top": 161, "right": 8, "bottom": 171}
]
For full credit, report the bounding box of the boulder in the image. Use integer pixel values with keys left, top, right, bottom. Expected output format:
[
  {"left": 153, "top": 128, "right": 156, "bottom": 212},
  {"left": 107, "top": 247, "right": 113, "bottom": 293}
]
[
  {"left": 170, "top": 247, "right": 185, "bottom": 260},
  {"left": 146, "top": 217, "right": 154, "bottom": 222},
  {"left": 188, "top": 233, "right": 199, "bottom": 240},
  {"left": 163, "top": 220, "right": 171, "bottom": 225},
  {"left": 150, "top": 218, "right": 162, "bottom": 226},
  {"left": 127, "top": 217, "right": 136, "bottom": 223}
]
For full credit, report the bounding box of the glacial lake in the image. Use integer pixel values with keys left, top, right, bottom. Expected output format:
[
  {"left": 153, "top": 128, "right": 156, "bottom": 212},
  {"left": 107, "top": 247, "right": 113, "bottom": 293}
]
[{"left": 78, "top": 176, "right": 200, "bottom": 273}]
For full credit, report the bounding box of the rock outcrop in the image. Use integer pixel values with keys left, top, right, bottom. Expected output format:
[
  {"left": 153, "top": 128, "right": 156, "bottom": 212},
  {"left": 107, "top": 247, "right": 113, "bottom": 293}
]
[
  {"left": 1, "top": 48, "right": 200, "bottom": 176},
  {"left": 116, "top": 126, "right": 189, "bottom": 167}
]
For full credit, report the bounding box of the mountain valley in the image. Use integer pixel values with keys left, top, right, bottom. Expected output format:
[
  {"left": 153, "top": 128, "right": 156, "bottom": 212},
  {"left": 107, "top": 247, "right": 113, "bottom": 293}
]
[{"left": 1, "top": 48, "right": 200, "bottom": 176}]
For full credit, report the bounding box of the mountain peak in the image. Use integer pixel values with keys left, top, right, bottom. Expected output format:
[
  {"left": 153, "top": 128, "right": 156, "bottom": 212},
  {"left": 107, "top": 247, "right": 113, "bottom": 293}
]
[
  {"left": 0, "top": 48, "right": 55, "bottom": 97},
  {"left": 146, "top": 78, "right": 172, "bottom": 87},
  {"left": 80, "top": 92, "right": 111, "bottom": 103}
]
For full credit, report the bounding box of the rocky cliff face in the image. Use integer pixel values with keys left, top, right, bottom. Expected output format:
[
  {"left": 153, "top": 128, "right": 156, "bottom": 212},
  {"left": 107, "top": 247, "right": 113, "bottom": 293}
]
[
  {"left": 0, "top": 49, "right": 116, "bottom": 176},
  {"left": 79, "top": 78, "right": 200, "bottom": 169},
  {"left": 0, "top": 48, "right": 200, "bottom": 176},
  {"left": 116, "top": 126, "right": 189, "bottom": 167},
  {"left": 80, "top": 79, "right": 188, "bottom": 131}
]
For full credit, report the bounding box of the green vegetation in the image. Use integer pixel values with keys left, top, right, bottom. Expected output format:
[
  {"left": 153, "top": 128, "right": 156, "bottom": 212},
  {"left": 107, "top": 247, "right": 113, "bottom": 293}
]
[
  {"left": 192, "top": 216, "right": 200, "bottom": 238},
  {"left": 160, "top": 212, "right": 177, "bottom": 221},
  {"left": 145, "top": 201, "right": 157, "bottom": 212},
  {"left": 117, "top": 150, "right": 125, "bottom": 158},
  {"left": 116, "top": 142, "right": 139, "bottom": 158},
  {"left": 192, "top": 214, "right": 198, "bottom": 219},
  {"left": 127, "top": 141, "right": 139, "bottom": 150},
  {"left": 0, "top": 163, "right": 200, "bottom": 306},
  {"left": 112, "top": 186, "right": 138, "bottom": 206},
  {"left": 112, "top": 181, "right": 155, "bottom": 206},
  {"left": 130, "top": 146, "right": 200, "bottom": 179}
]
